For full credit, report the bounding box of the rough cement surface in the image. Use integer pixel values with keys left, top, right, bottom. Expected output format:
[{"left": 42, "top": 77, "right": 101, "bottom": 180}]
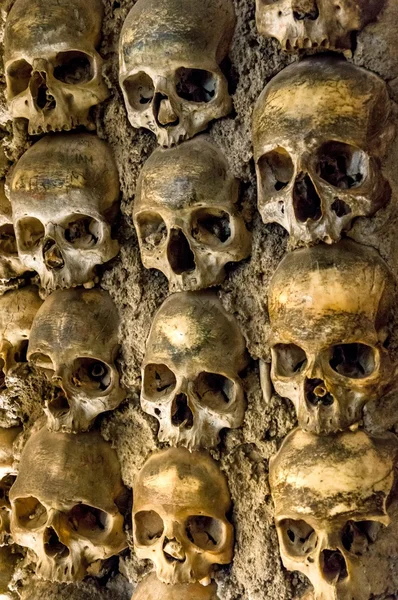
[{"left": 0, "top": 0, "right": 398, "bottom": 599}]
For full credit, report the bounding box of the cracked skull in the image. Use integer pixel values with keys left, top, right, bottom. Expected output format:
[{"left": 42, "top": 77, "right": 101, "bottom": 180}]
[
  {"left": 10, "top": 427, "right": 128, "bottom": 583},
  {"left": 270, "top": 428, "right": 398, "bottom": 600},
  {"left": 255, "top": 0, "right": 385, "bottom": 52},
  {"left": 134, "top": 137, "right": 251, "bottom": 291},
  {"left": 0, "top": 427, "right": 21, "bottom": 546},
  {"left": 133, "top": 447, "right": 233, "bottom": 585},
  {"left": 28, "top": 288, "right": 125, "bottom": 433},
  {"left": 132, "top": 573, "right": 220, "bottom": 599},
  {"left": 252, "top": 56, "right": 393, "bottom": 245},
  {"left": 4, "top": 0, "right": 109, "bottom": 135},
  {"left": 267, "top": 240, "right": 395, "bottom": 434},
  {"left": 119, "top": 0, "right": 235, "bottom": 147},
  {"left": 141, "top": 292, "right": 247, "bottom": 449},
  {"left": 8, "top": 133, "right": 120, "bottom": 291}
]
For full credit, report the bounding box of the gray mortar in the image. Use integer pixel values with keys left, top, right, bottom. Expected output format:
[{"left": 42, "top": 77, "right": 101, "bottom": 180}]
[{"left": 1, "top": 0, "right": 398, "bottom": 599}]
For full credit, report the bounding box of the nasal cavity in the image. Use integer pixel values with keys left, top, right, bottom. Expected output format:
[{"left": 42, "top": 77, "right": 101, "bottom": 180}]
[
  {"left": 167, "top": 229, "right": 196, "bottom": 275},
  {"left": 44, "top": 527, "right": 70, "bottom": 559},
  {"left": 48, "top": 391, "right": 70, "bottom": 418},
  {"left": 305, "top": 378, "right": 334, "bottom": 407},
  {"left": 31, "top": 71, "right": 56, "bottom": 112},
  {"left": 154, "top": 92, "right": 179, "bottom": 127},
  {"left": 43, "top": 238, "right": 65, "bottom": 270},
  {"left": 293, "top": 1, "right": 319, "bottom": 20},
  {"left": 171, "top": 394, "right": 194, "bottom": 429},
  {"left": 293, "top": 172, "right": 322, "bottom": 223},
  {"left": 321, "top": 549, "right": 348, "bottom": 583}
]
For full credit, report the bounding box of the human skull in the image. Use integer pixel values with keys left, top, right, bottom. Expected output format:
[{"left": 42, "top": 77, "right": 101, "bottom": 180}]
[
  {"left": 269, "top": 428, "right": 398, "bottom": 600},
  {"left": 0, "top": 427, "right": 21, "bottom": 546},
  {"left": 141, "top": 292, "right": 247, "bottom": 449},
  {"left": 28, "top": 288, "right": 126, "bottom": 433},
  {"left": 8, "top": 133, "right": 120, "bottom": 291},
  {"left": 255, "top": 0, "right": 385, "bottom": 51},
  {"left": 133, "top": 447, "right": 233, "bottom": 585},
  {"left": 10, "top": 427, "right": 128, "bottom": 583},
  {"left": 119, "top": 0, "right": 235, "bottom": 147},
  {"left": 0, "top": 545, "right": 20, "bottom": 599},
  {"left": 134, "top": 137, "right": 251, "bottom": 291},
  {"left": 267, "top": 240, "right": 394, "bottom": 434},
  {"left": 252, "top": 56, "right": 393, "bottom": 245},
  {"left": 132, "top": 573, "right": 220, "bottom": 599},
  {"left": 4, "top": 0, "right": 109, "bottom": 135}
]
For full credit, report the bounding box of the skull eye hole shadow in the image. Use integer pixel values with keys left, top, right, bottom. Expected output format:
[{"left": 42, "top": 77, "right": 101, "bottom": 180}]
[
  {"left": 14, "top": 496, "right": 48, "bottom": 530},
  {"left": 273, "top": 343, "right": 307, "bottom": 377},
  {"left": 279, "top": 518, "right": 317, "bottom": 557},
  {"left": 185, "top": 516, "right": 223, "bottom": 550},
  {"left": 135, "top": 510, "right": 164, "bottom": 546},
  {"left": 122, "top": 72, "right": 155, "bottom": 112},
  {"left": 258, "top": 147, "right": 294, "bottom": 194},
  {"left": 53, "top": 51, "right": 94, "bottom": 85},
  {"left": 329, "top": 343, "right": 375, "bottom": 379},
  {"left": 175, "top": 68, "right": 217, "bottom": 104},
  {"left": 316, "top": 142, "right": 367, "bottom": 190},
  {"left": 6, "top": 59, "right": 32, "bottom": 97},
  {"left": 143, "top": 364, "right": 177, "bottom": 399}
]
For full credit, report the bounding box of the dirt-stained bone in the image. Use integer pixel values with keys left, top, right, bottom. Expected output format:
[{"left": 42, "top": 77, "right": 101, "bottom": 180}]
[
  {"left": 8, "top": 134, "right": 120, "bottom": 292},
  {"left": 267, "top": 239, "right": 395, "bottom": 434},
  {"left": 0, "top": 427, "right": 21, "bottom": 546},
  {"left": 4, "top": 0, "right": 109, "bottom": 135},
  {"left": 269, "top": 428, "right": 398, "bottom": 600},
  {"left": 134, "top": 137, "right": 251, "bottom": 291},
  {"left": 141, "top": 291, "right": 247, "bottom": 449},
  {"left": 132, "top": 573, "right": 220, "bottom": 599},
  {"left": 119, "top": 0, "right": 235, "bottom": 147},
  {"left": 0, "top": 545, "right": 20, "bottom": 598},
  {"left": 252, "top": 56, "right": 393, "bottom": 245},
  {"left": 0, "top": 178, "right": 28, "bottom": 293},
  {"left": 10, "top": 427, "right": 128, "bottom": 583},
  {"left": 28, "top": 288, "right": 126, "bottom": 433},
  {"left": 133, "top": 447, "right": 233, "bottom": 585},
  {"left": 255, "top": 0, "right": 385, "bottom": 52}
]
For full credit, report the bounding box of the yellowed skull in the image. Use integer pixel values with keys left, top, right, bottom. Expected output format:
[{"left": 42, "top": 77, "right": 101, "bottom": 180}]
[
  {"left": 119, "top": 0, "right": 235, "bottom": 147},
  {"left": 10, "top": 427, "right": 128, "bottom": 583},
  {"left": 4, "top": 0, "right": 109, "bottom": 135},
  {"left": 0, "top": 180, "right": 28, "bottom": 290},
  {"left": 132, "top": 573, "right": 220, "bottom": 600},
  {"left": 133, "top": 447, "right": 233, "bottom": 585},
  {"left": 270, "top": 428, "right": 398, "bottom": 600}
]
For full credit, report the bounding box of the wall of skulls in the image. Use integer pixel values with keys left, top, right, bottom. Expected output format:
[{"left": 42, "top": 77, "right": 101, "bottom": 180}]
[{"left": 1, "top": 0, "right": 398, "bottom": 599}]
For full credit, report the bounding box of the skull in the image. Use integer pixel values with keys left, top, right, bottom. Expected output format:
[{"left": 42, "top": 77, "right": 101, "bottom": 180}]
[
  {"left": 141, "top": 292, "right": 247, "bottom": 449},
  {"left": 252, "top": 56, "right": 394, "bottom": 245},
  {"left": 8, "top": 133, "right": 120, "bottom": 291},
  {"left": 132, "top": 573, "right": 220, "bottom": 599},
  {"left": 133, "top": 447, "right": 233, "bottom": 585},
  {"left": 0, "top": 427, "right": 21, "bottom": 546},
  {"left": 0, "top": 545, "right": 20, "bottom": 599},
  {"left": 0, "top": 177, "right": 29, "bottom": 291},
  {"left": 267, "top": 240, "right": 394, "bottom": 434},
  {"left": 134, "top": 137, "right": 251, "bottom": 291},
  {"left": 269, "top": 428, "right": 398, "bottom": 600},
  {"left": 0, "top": 287, "right": 43, "bottom": 391},
  {"left": 255, "top": 0, "right": 385, "bottom": 52},
  {"left": 28, "top": 288, "right": 126, "bottom": 433},
  {"left": 4, "top": 0, "right": 109, "bottom": 135},
  {"left": 10, "top": 427, "right": 128, "bottom": 583},
  {"left": 119, "top": 0, "right": 235, "bottom": 147}
]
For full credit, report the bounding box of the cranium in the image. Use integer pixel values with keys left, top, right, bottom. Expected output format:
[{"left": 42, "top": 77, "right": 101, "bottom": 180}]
[
  {"left": 0, "top": 545, "right": 20, "bottom": 599},
  {"left": 4, "top": 0, "right": 109, "bottom": 135},
  {"left": 28, "top": 288, "right": 126, "bottom": 433},
  {"left": 132, "top": 573, "right": 220, "bottom": 600},
  {"left": 267, "top": 240, "right": 394, "bottom": 434},
  {"left": 255, "top": 0, "right": 385, "bottom": 52},
  {"left": 8, "top": 133, "right": 120, "bottom": 291},
  {"left": 134, "top": 137, "right": 251, "bottom": 291},
  {"left": 133, "top": 447, "right": 233, "bottom": 585},
  {"left": 0, "top": 178, "right": 28, "bottom": 291},
  {"left": 10, "top": 427, "right": 128, "bottom": 583},
  {"left": 119, "top": 0, "right": 235, "bottom": 147},
  {"left": 141, "top": 292, "right": 247, "bottom": 449},
  {"left": 252, "top": 56, "right": 393, "bottom": 245},
  {"left": 269, "top": 428, "right": 398, "bottom": 600},
  {"left": 0, "top": 427, "right": 21, "bottom": 546}
]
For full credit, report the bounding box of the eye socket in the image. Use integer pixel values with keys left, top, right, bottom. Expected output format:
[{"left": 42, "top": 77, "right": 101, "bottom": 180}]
[
  {"left": 193, "top": 372, "right": 235, "bottom": 411},
  {"left": 143, "top": 364, "right": 176, "bottom": 400},
  {"left": 316, "top": 142, "right": 367, "bottom": 190},
  {"left": 63, "top": 214, "right": 101, "bottom": 249},
  {"left": 279, "top": 518, "right": 317, "bottom": 558},
  {"left": 329, "top": 343, "right": 375, "bottom": 379},
  {"left": 191, "top": 209, "right": 231, "bottom": 246},
  {"left": 68, "top": 504, "right": 110, "bottom": 539},
  {"left": 185, "top": 516, "right": 224, "bottom": 550},
  {"left": 71, "top": 358, "right": 112, "bottom": 392},
  {"left": 257, "top": 148, "right": 294, "bottom": 195},
  {"left": 341, "top": 520, "right": 382, "bottom": 555},
  {"left": 16, "top": 217, "right": 45, "bottom": 251},
  {"left": 135, "top": 510, "right": 164, "bottom": 546},
  {"left": 122, "top": 72, "right": 154, "bottom": 111},
  {"left": 0, "top": 474, "right": 16, "bottom": 507},
  {"left": 0, "top": 224, "right": 18, "bottom": 256},
  {"left": 14, "top": 496, "right": 48, "bottom": 530},
  {"left": 53, "top": 51, "right": 94, "bottom": 84},
  {"left": 7, "top": 59, "right": 32, "bottom": 97},
  {"left": 273, "top": 343, "right": 307, "bottom": 377},
  {"left": 175, "top": 68, "right": 217, "bottom": 103},
  {"left": 136, "top": 212, "right": 167, "bottom": 250}
]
